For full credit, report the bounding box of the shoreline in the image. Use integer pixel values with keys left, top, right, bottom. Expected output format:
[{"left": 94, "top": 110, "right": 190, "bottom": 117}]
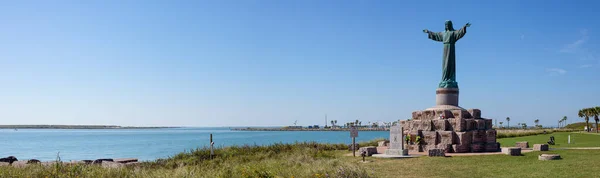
[
  {"left": 0, "top": 125, "right": 178, "bottom": 129},
  {"left": 231, "top": 127, "right": 390, "bottom": 131}
]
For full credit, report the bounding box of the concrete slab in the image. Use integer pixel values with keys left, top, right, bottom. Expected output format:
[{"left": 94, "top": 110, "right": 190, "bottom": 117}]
[{"left": 371, "top": 154, "right": 421, "bottom": 159}]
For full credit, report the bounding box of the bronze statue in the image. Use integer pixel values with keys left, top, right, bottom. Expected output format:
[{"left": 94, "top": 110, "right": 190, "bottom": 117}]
[{"left": 423, "top": 20, "right": 471, "bottom": 88}]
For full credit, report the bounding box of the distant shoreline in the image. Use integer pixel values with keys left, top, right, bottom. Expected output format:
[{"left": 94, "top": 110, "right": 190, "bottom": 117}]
[
  {"left": 231, "top": 127, "right": 390, "bottom": 131},
  {"left": 0, "top": 125, "right": 178, "bottom": 129}
]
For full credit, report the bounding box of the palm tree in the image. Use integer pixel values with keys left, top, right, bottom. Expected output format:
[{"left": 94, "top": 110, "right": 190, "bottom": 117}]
[
  {"left": 499, "top": 122, "right": 503, "bottom": 128},
  {"left": 593, "top": 107, "right": 600, "bottom": 133},
  {"left": 330, "top": 120, "right": 335, "bottom": 128},
  {"left": 359, "top": 121, "right": 362, "bottom": 127},
  {"left": 563, "top": 116, "right": 568, "bottom": 128},
  {"left": 579, "top": 109, "right": 591, "bottom": 132},
  {"left": 506, "top": 117, "right": 510, "bottom": 128},
  {"left": 558, "top": 120, "right": 562, "bottom": 128},
  {"left": 534, "top": 119, "right": 539, "bottom": 128},
  {"left": 334, "top": 120, "right": 337, "bottom": 128}
]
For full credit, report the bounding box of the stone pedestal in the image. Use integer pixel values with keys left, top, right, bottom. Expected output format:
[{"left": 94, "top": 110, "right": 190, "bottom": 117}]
[
  {"left": 436, "top": 88, "right": 459, "bottom": 106},
  {"left": 385, "top": 149, "right": 409, "bottom": 156}
]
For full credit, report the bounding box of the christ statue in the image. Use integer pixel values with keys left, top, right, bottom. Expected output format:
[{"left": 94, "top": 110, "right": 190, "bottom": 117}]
[{"left": 423, "top": 20, "right": 471, "bottom": 88}]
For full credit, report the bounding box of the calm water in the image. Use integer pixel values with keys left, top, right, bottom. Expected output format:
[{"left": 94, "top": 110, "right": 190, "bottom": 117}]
[{"left": 1, "top": 128, "right": 388, "bottom": 161}]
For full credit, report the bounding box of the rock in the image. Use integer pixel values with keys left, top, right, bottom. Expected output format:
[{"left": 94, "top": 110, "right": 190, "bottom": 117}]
[
  {"left": 538, "top": 154, "right": 561, "bottom": 160},
  {"left": 455, "top": 131, "right": 472, "bottom": 145},
  {"left": 437, "top": 131, "right": 455, "bottom": 145},
  {"left": 485, "top": 142, "right": 500, "bottom": 152},
  {"left": 358, "top": 146, "right": 378, "bottom": 156},
  {"left": 515, "top": 141, "right": 529, "bottom": 148},
  {"left": 470, "top": 143, "right": 485, "bottom": 152},
  {"left": 474, "top": 119, "right": 486, "bottom": 130},
  {"left": 467, "top": 109, "right": 481, "bottom": 119},
  {"left": 465, "top": 119, "right": 475, "bottom": 131},
  {"left": 485, "top": 130, "right": 497, "bottom": 143},
  {"left": 421, "top": 110, "right": 437, "bottom": 120},
  {"left": 348, "top": 143, "right": 359, "bottom": 151},
  {"left": 451, "top": 110, "right": 471, "bottom": 119},
  {"left": 125, "top": 162, "right": 141, "bottom": 166},
  {"left": 434, "top": 110, "right": 453, "bottom": 119},
  {"left": 533, "top": 144, "right": 549, "bottom": 151},
  {"left": 422, "top": 131, "right": 438, "bottom": 145},
  {"left": 377, "top": 140, "right": 390, "bottom": 147},
  {"left": 432, "top": 120, "right": 449, "bottom": 131},
  {"left": 81, "top": 160, "right": 94, "bottom": 164},
  {"left": 428, "top": 148, "right": 446, "bottom": 157},
  {"left": 101, "top": 161, "right": 124, "bottom": 168},
  {"left": 484, "top": 119, "right": 493, "bottom": 130},
  {"left": 471, "top": 130, "right": 486, "bottom": 143},
  {"left": 502, "top": 147, "right": 522, "bottom": 156},
  {"left": 0, "top": 156, "right": 18, "bottom": 164},
  {"left": 41, "top": 161, "right": 60, "bottom": 167},
  {"left": 93, "top": 158, "right": 114, "bottom": 164},
  {"left": 449, "top": 118, "right": 466, "bottom": 132},
  {"left": 27, "top": 159, "right": 41, "bottom": 164},
  {"left": 11, "top": 161, "right": 28, "bottom": 168},
  {"left": 412, "top": 111, "right": 422, "bottom": 120},
  {"left": 114, "top": 158, "right": 138, "bottom": 164},
  {"left": 452, "top": 144, "right": 470, "bottom": 153},
  {"left": 376, "top": 146, "right": 388, "bottom": 154}
]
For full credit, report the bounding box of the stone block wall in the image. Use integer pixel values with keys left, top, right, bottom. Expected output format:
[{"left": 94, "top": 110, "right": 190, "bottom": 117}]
[{"left": 403, "top": 108, "right": 499, "bottom": 153}]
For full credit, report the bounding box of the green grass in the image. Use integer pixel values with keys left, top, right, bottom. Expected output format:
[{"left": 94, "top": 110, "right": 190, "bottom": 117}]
[
  {"left": 498, "top": 132, "right": 600, "bottom": 148},
  {"left": 2, "top": 134, "right": 600, "bottom": 177},
  {"left": 360, "top": 149, "right": 600, "bottom": 178}
]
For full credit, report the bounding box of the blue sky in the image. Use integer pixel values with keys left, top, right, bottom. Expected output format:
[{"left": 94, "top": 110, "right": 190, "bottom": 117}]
[{"left": 0, "top": 0, "right": 598, "bottom": 127}]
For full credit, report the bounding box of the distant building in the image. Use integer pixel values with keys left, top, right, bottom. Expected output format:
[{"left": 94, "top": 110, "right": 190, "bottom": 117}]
[{"left": 286, "top": 126, "right": 302, "bottom": 129}]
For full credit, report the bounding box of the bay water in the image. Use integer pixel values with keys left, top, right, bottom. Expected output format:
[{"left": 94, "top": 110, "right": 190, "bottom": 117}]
[{"left": 1, "top": 128, "right": 388, "bottom": 161}]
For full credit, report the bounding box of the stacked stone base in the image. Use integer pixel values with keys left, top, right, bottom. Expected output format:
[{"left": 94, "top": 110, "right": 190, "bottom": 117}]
[{"left": 400, "top": 108, "right": 500, "bottom": 153}]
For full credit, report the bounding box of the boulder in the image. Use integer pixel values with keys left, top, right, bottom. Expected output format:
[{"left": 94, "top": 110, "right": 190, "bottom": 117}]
[
  {"left": 502, "top": 147, "right": 522, "bottom": 156},
  {"left": 485, "top": 142, "right": 500, "bottom": 152},
  {"left": 448, "top": 118, "right": 466, "bottom": 132},
  {"left": 412, "top": 111, "right": 422, "bottom": 120},
  {"left": 358, "top": 146, "right": 378, "bottom": 156},
  {"left": 538, "top": 154, "right": 561, "bottom": 160},
  {"left": 484, "top": 119, "right": 493, "bottom": 130},
  {"left": 474, "top": 119, "right": 486, "bottom": 130},
  {"left": 470, "top": 143, "right": 485, "bottom": 152},
  {"left": 451, "top": 110, "right": 471, "bottom": 119},
  {"left": 515, "top": 142, "right": 529, "bottom": 149},
  {"left": 533, "top": 144, "right": 549, "bottom": 151},
  {"left": 437, "top": 131, "right": 455, "bottom": 145},
  {"left": 485, "top": 130, "right": 497, "bottom": 143},
  {"left": 428, "top": 148, "right": 446, "bottom": 157},
  {"left": 465, "top": 119, "right": 475, "bottom": 131},
  {"left": 432, "top": 119, "right": 449, "bottom": 131},
  {"left": 454, "top": 131, "right": 472, "bottom": 145},
  {"left": 434, "top": 110, "right": 453, "bottom": 119},
  {"left": 93, "top": 158, "right": 114, "bottom": 164},
  {"left": 377, "top": 140, "right": 390, "bottom": 147},
  {"left": 114, "top": 158, "right": 138, "bottom": 164},
  {"left": 471, "top": 130, "right": 486, "bottom": 143},
  {"left": 452, "top": 144, "right": 470, "bottom": 153},
  {"left": 101, "top": 161, "right": 124, "bottom": 168},
  {"left": 27, "top": 159, "right": 41, "bottom": 164},
  {"left": 467, "top": 109, "right": 481, "bottom": 119},
  {"left": 421, "top": 110, "right": 437, "bottom": 120},
  {"left": 376, "top": 146, "right": 388, "bottom": 154},
  {"left": 0, "top": 156, "right": 18, "bottom": 164},
  {"left": 422, "top": 131, "right": 438, "bottom": 145}
]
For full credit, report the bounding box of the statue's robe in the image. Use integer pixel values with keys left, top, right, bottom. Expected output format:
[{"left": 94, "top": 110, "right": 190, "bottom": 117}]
[{"left": 427, "top": 26, "right": 467, "bottom": 88}]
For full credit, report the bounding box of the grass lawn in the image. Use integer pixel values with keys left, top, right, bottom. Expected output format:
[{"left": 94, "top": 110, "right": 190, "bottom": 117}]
[
  {"left": 352, "top": 149, "right": 600, "bottom": 178},
  {"left": 497, "top": 132, "right": 600, "bottom": 148}
]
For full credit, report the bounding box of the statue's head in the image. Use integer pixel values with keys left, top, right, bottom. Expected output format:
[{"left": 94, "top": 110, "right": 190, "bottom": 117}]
[{"left": 445, "top": 20, "right": 454, "bottom": 31}]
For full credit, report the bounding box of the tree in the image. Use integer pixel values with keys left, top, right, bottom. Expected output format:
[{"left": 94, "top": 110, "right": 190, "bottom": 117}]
[
  {"left": 499, "top": 122, "right": 503, "bottom": 128},
  {"left": 593, "top": 107, "right": 600, "bottom": 133},
  {"left": 534, "top": 119, "right": 539, "bottom": 127},
  {"left": 359, "top": 121, "right": 362, "bottom": 127},
  {"left": 506, "top": 117, "right": 510, "bottom": 128},
  {"left": 563, "top": 116, "right": 568, "bottom": 128},
  {"left": 330, "top": 120, "right": 335, "bottom": 128},
  {"left": 522, "top": 123, "right": 527, "bottom": 129},
  {"left": 579, "top": 109, "right": 591, "bottom": 132}
]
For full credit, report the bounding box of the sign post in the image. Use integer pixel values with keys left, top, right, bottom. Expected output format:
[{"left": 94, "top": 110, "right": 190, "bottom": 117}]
[
  {"left": 210, "top": 134, "right": 215, "bottom": 159},
  {"left": 350, "top": 126, "right": 358, "bottom": 157}
]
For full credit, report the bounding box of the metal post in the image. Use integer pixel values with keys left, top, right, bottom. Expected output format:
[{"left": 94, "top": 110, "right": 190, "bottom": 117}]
[
  {"left": 352, "top": 137, "right": 356, "bottom": 157},
  {"left": 210, "top": 134, "right": 214, "bottom": 159},
  {"left": 568, "top": 135, "right": 571, "bottom": 144}
]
